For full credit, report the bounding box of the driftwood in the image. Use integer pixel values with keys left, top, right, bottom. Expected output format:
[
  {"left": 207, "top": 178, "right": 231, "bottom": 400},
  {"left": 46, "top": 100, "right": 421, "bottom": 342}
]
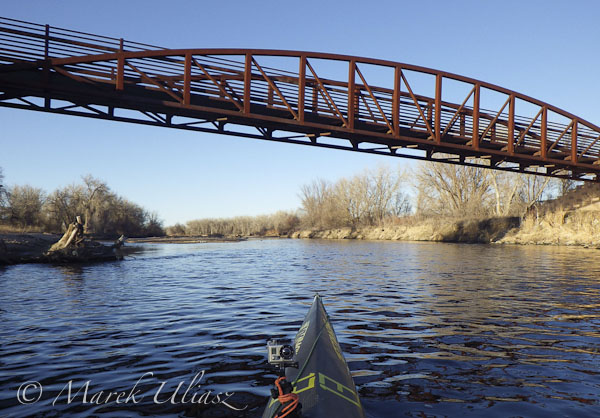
[
  {"left": 0, "top": 232, "right": 126, "bottom": 265},
  {"left": 43, "top": 237, "right": 125, "bottom": 263},
  {"left": 42, "top": 217, "right": 126, "bottom": 263},
  {"left": 48, "top": 218, "right": 85, "bottom": 252}
]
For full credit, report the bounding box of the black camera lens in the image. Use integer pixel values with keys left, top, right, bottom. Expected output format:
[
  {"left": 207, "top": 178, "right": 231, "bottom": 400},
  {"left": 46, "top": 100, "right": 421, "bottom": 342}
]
[{"left": 280, "top": 345, "right": 294, "bottom": 360}]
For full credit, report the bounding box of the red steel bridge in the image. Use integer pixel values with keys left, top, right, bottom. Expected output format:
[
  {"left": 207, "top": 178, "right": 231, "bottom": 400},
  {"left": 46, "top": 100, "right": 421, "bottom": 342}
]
[{"left": 2, "top": 17, "right": 600, "bottom": 181}]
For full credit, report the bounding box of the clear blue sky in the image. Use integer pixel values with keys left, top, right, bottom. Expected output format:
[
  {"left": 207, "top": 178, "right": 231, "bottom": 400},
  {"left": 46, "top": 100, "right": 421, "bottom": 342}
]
[{"left": 3, "top": 1, "right": 600, "bottom": 225}]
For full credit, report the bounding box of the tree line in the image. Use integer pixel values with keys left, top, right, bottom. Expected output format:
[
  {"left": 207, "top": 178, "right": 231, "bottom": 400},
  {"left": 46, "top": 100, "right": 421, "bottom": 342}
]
[
  {"left": 1, "top": 161, "right": 576, "bottom": 239},
  {"left": 414, "top": 159, "right": 573, "bottom": 219},
  {"left": 173, "top": 162, "right": 574, "bottom": 236},
  {"left": 170, "top": 211, "right": 301, "bottom": 237},
  {"left": 0, "top": 169, "right": 164, "bottom": 237},
  {"left": 172, "top": 165, "right": 412, "bottom": 236}
]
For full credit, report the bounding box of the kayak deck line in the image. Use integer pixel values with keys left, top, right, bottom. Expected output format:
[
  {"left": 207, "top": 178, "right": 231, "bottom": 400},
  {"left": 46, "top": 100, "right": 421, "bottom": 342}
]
[{"left": 262, "top": 294, "right": 365, "bottom": 418}]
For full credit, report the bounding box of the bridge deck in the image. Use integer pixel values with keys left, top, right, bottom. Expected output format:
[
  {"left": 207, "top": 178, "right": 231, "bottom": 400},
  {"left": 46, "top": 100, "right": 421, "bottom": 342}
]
[{"left": 1, "top": 16, "right": 599, "bottom": 180}]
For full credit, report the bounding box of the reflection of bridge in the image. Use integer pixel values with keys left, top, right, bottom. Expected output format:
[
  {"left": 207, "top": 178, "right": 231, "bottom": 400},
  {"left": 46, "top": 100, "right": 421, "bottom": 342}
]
[{"left": 2, "top": 17, "right": 600, "bottom": 181}]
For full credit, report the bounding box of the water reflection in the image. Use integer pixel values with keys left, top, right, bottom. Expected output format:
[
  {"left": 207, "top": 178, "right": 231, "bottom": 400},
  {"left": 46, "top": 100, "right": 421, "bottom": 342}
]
[{"left": 0, "top": 240, "right": 599, "bottom": 417}]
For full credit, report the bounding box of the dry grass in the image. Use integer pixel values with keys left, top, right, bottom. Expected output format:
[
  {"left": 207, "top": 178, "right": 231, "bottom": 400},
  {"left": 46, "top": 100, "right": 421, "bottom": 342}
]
[
  {"left": 291, "top": 210, "right": 600, "bottom": 248},
  {"left": 0, "top": 224, "right": 44, "bottom": 234},
  {"left": 290, "top": 216, "right": 520, "bottom": 244},
  {"left": 499, "top": 210, "right": 600, "bottom": 246}
]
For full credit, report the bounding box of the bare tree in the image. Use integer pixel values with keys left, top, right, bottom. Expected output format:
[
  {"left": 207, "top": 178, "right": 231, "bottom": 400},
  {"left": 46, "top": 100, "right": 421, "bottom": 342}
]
[
  {"left": 366, "top": 165, "right": 410, "bottom": 224},
  {"left": 184, "top": 211, "right": 298, "bottom": 237},
  {"left": 166, "top": 223, "right": 187, "bottom": 236},
  {"left": 415, "top": 160, "right": 492, "bottom": 217},
  {"left": 5, "top": 185, "right": 46, "bottom": 227},
  {"left": 298, "top": 164, "right": 410, "bottom": 229},
  {"left": 555, "top": 178, "right": 578, "bottom": 198},
  {"left": 299, "top": 179, "right": 345, "bottom": 229},
  {"left": 489, "top": 170, "right": 520, "bottom": 216},
  {"left": 43, "top": 178, "right": 162, "bottom": 236},
  {"left": 45, "top": 184, "right": 85, "bottom": 231},
  {"left": 81, "top": 175, "right": 109, "bottom": 233},
  {"left": 519, "top": 173, "right": 552, "bottom": 214},
  {"left": 336, "top": 176, "right": 368, "bottom": 227},
  {"left": 144, "top": 211, "right": 164, "bottom": 236}
]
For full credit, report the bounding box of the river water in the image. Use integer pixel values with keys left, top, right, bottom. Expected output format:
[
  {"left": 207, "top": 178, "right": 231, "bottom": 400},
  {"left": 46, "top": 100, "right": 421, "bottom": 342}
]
[{"left": 0, "top": 239, "right": 599, "bottom": 417}]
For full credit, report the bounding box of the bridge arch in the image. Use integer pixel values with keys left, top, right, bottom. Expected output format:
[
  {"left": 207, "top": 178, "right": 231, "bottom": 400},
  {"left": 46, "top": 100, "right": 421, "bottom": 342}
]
[{"left": 1, "top": 16, "right": 599, "bottom": 181}]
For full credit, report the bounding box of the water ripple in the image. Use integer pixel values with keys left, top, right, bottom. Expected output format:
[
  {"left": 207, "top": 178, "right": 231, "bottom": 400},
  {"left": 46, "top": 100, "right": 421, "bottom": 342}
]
[{"left": 1, "top": 240, "right": 599, "bottom": 416}]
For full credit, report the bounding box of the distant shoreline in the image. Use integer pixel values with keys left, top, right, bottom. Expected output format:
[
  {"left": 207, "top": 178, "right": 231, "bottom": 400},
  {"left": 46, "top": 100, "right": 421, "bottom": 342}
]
[
  {"left": 126, "top": 236, "right": 248, "bottom": 244},
  {"left": 3, "top": 216, "right": 598, "bottom": 266}
]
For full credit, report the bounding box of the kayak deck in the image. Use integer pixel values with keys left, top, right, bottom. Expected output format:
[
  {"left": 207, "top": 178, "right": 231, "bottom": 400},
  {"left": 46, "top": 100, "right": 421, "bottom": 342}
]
[{"left": 262, "top": 295, "right": 365, "bottom": 418}]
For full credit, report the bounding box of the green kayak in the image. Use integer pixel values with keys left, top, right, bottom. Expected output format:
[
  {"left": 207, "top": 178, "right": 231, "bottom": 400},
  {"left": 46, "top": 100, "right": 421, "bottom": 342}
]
[{"left": 262, "top": 295, "right": 365, "bottom": 418}]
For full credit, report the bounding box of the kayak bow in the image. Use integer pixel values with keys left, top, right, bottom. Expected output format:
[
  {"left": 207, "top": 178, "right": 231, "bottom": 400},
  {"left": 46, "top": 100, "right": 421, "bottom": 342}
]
[{"left": 262, "top": 295, "right": 365, "bottom": 418}]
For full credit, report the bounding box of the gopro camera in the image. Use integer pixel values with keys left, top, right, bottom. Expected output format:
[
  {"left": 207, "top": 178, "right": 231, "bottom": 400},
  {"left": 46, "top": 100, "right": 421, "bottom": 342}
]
[{"left": 267, "top": 339, "right": 296, "bottom": 367}]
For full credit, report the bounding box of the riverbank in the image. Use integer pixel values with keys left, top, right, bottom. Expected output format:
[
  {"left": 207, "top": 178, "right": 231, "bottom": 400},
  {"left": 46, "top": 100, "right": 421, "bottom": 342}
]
[
  {"left": 289, "top": 212, "right": 600, "bottom": 248},
  {"left": 289, "top": 217, "right": 520, "bottom": 244},
  {"left": 0, "top": 233, "right": 59, "bottom": 264},
  {"left": 0, "top": 233, "right": 249, "bottom": 265},
  {"left": 0, "top": 233, "right": 131, "bottom": 265},
  {"left": 498, "top": 210, "right": 600, "bottom": 247},
  {"left": 3, "top": 210, "right": 598, "bottom": 265}
]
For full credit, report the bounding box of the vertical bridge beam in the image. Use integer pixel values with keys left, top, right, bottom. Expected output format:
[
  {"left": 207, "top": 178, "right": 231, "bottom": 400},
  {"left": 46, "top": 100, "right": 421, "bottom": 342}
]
[
  {"left": 540, "top": 106, "right": 547, "bottom": 158},
  {"left": 435, "top": 74, "right": 442, "bottom": 143},
  {"left": 472, "top": 84, "right": 480, "bottom": 150},
  {"left": 183, "top": 53, "right": 191, "bottom": 105},
  {"left": 244, "top": 53, "right": 252, "bottom": 114},
  {"left": 393, "top": 66, "right": 401, "bottom": 136},
  {"left": 508, "top": 94, "right": 515, "bottom": 154},
  {"left": 116, "top": 38, "right": 124, "bottom": 91},
  {"left": 347, "top": 60, "right": 355, "bottom": 130},
  {"left": 298, "top": 55, "right": 306, "bottom": 122},
  {"left": 572, "top": 119, "right": 578, "bottom": 163},
  {"left": 44, "top": 24, "right": 50, "bottom": 59}
]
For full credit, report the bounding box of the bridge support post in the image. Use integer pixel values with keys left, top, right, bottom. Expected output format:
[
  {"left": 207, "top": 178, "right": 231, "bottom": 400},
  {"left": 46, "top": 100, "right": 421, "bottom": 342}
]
[
  {"left": 472, "top": 84, "right": 480, "bottom": 150},
  {"left": 183, "top": 53, "right": 191, "bottom": 105},
  {"left": 116, "top": 38, "right": 124, "bottom": 91},
  {"left": 571, "top": 120, "right": 578, "bottom": 163},
  {"left": 393, "top": 66, "right": 401, "bottom": 136},
  {"left": 44, "top": 24, "right": 50, "bottom": 59},
  {"left": 347, "top": 60, "right": 355, "bottom": 130},
  {"left": 244, "top": 53, "right": 252, "bottom": 114},
  {"left": 435, "top": 74, "right": 442, "bottom": 143},
  {"left": 508, "top": 94, "right": 515, "bottom": 154},
  {"left": 541, "top": 106, "right": 547, "bottom": 158},
  {"left": 298, "top": 56, "right": 306, "bottom": 122}
]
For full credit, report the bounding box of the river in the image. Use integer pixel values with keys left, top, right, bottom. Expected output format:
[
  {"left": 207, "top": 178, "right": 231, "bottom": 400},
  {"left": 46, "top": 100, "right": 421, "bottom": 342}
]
[{"left": 0, "top": 239, "right": 599, "bottom": 417}]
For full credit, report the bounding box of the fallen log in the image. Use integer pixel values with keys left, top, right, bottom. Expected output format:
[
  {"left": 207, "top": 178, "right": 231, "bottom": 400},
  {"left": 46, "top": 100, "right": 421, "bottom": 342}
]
[
  {"left": 43, "top": 236, "right": 125, "bottom": 263},
  {"left": 41, "top": 217, "right": 125, "bottom": 263}
]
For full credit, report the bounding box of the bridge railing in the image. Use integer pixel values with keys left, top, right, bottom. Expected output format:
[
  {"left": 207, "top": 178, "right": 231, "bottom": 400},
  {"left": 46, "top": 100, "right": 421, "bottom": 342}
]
[{"left": 0, "top": 16, "right": 161, "bottom": 64}]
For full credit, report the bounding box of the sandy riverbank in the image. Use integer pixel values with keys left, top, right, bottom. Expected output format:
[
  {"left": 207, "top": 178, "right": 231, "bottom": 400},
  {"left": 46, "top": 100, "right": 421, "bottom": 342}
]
[
  {"left": 289, "top": 214, "right": 600, "bottom": 248},
  {"left": 289, "top": 217, "right": 520, "bottom": 243}
]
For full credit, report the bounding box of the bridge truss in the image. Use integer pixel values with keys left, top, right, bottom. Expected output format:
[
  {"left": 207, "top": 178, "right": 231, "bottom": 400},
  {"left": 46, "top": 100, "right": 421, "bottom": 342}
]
[{"left": 1, "top": 17, "right": 600, "bottom": 181}]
